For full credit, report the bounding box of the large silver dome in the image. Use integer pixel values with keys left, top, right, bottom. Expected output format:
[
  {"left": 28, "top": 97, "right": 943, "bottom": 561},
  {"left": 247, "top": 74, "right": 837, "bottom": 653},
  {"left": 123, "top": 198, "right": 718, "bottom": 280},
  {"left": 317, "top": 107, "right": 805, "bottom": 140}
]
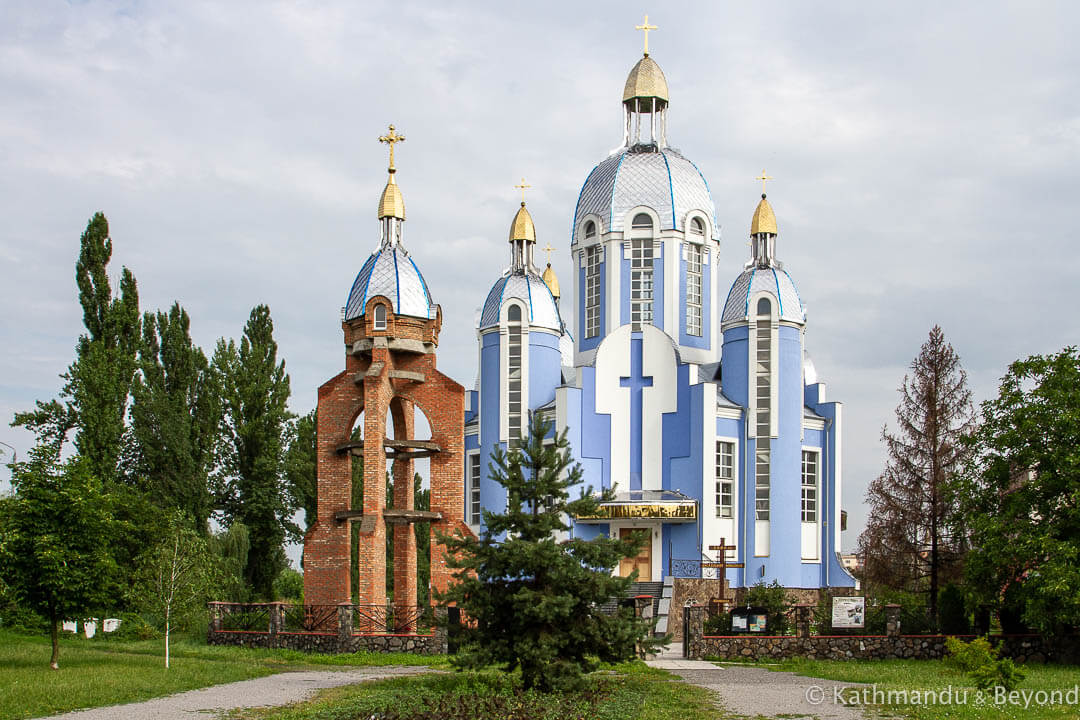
[
  {"left": 721, "top": 267, "right": 805, "bottom": 326},
  {"left": 478, "top": 271, "right": 562, "bottom": 332},
  {"left": 345, "top": 245, "right": 434, "bottom": 321},
  {"left": 572, "top": 146, "right": 715, "bottom": 242}
]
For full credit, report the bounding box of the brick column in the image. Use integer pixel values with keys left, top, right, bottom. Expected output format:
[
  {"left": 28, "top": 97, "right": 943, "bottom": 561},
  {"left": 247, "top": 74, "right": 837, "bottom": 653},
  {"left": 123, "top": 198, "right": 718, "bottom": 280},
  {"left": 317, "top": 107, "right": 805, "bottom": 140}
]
[
  {"left": 685, "top": 604, "right": 705, "bottom": 659},
  {"left": 885, "top": 604, "right": 902, "bottom": 638},
  {"left": 390, "top": 396, "right": 418, "bottom": 626},
  {"left": 208, "top": 602, "right": 222, "bottom": 633},
  {"left": 358, "top": 363, "right": 390, "bottom": 608}
]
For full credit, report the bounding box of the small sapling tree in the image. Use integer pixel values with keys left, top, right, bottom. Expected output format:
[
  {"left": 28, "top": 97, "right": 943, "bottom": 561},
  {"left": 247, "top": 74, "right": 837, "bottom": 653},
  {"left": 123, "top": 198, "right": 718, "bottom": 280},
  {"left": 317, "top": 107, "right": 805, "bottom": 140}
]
[
  {"left": 439, "top": 414, "right": 657, "bottom": 692},
  {"left": 129, "top": 513, "right": 222, "bottom": 668}
]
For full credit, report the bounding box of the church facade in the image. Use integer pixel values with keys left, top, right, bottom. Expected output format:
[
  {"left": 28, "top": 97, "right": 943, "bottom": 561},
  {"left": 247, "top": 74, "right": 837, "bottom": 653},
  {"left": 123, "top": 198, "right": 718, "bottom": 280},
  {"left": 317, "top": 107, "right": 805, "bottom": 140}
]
[{"left": 462, "top": 47, "right": 855, "bottom": 590}]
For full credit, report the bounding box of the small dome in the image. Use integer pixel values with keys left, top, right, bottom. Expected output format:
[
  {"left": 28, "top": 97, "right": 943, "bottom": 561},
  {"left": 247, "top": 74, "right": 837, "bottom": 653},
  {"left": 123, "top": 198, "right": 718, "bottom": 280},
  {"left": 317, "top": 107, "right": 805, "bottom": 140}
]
[
  {"left": 377, "top": 175, "right": 405, "bottom": 220},
  {"left": 721, "top": 267, "right": 805, "bottom": 326},
  {"left": 573, "top": 146, "right": 714, "bottom": 240},
  {"left": 750, "top": 193, "right": 777, "bottom": 235},
  {"left": 542, "top": 263, "right": 560, "bottom": 299},
  {"left": 623, "top": 55, "right": 669, "bottom": 103},
  {"left": 509, "top": 202, "right": 536, "bottom": 242},
  {"left": 345, "top": 245, "right": 433, "bottom": 321},
  {"left": 478, "top": 271, "right": 562, "bottom": 332}
]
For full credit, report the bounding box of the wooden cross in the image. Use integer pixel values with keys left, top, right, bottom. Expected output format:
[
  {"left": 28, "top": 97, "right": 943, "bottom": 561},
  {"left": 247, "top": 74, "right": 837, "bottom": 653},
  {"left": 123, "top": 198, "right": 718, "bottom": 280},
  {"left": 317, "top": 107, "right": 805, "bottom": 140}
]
[
  {"left": 542, "top": 243, "right": 554, "bottom": 264},
  {"left": 378, "top": 124, "right": 405, "bottom": 170},
  {"left": 635, "top": 14, "right": 658, "bottom": 56},
  {"left": 705, "top": 538, "right": 741, "bottom": 612},
  {"left": 514, "top": 177, "right": 531, "bottom": 204},
  {"left": 755, "top": 169, "right": 774, "bottom": 194}
]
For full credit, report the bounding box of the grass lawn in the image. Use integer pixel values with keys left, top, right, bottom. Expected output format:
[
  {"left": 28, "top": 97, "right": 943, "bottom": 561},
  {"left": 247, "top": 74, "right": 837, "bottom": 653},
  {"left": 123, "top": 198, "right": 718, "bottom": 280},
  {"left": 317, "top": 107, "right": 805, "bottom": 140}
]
[
  {"left": 767, "top": 657, "right": 1080, "bottom": 719},
  {"left": 228, "top": 662, "right": 719, "bottom": 720},
  {"left": 0, "top": 629, "right": 448, "bottom": 720}
]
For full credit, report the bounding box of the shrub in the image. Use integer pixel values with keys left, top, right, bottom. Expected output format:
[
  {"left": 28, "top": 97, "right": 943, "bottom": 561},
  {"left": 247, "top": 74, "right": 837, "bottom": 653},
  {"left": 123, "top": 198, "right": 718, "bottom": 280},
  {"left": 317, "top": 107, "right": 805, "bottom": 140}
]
[
  {"left": 971, "top": 657, "right": 1025, "bottom": 693},
  {"left": 744, "top": 581, "right": 792, "bottom": 635},
  {"left": 945, "top": 635, "right": 997, "bottom": 672},
  {"left": 938, "top": 583, "right": 970, "bottom": 634},
  {"left": 273, "top": 567, "right": 304, "bottom": 602},
  {"left": 703, "top": 612, "right": 731, "bottom": 635}
]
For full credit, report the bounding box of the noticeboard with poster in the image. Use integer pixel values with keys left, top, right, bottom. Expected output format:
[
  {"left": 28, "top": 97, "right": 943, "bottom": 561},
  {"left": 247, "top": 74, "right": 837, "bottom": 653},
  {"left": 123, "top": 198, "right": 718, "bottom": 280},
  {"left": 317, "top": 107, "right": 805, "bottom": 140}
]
[
  {"left": 832, "top": 596, "right": 865, "bottom": 629},
  {"left": 730, "top": 607, "right": 768, "bottom": 633}
]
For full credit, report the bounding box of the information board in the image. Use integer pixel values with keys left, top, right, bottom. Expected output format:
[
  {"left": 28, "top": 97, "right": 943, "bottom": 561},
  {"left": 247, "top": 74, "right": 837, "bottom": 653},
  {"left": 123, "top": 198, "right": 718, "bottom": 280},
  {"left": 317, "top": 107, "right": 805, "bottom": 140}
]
[{"left": 832, "top": 596, "right": 865, "bottom": 629}]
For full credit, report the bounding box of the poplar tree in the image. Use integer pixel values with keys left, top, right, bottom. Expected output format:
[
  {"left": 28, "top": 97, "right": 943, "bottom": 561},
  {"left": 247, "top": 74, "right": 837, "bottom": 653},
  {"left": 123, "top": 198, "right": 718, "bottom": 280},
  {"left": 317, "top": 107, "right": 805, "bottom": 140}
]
[
  {"left": 283, "top": 409, "right": 317, "bottom": 532},
  {"left": 214, "top": 305, "right": 294, "bottom": 599},
  {"left": 439, "top": 414, "right": 655, "bottom": 693},
  {"left": 129, "top": 303, "right": 221, "bottom": 533},
  {"left": 64, "top": 212, "right": 141, "bottom": 485},
  {"left": 858, "top": 326, "right": 975, "bottom": 626}
]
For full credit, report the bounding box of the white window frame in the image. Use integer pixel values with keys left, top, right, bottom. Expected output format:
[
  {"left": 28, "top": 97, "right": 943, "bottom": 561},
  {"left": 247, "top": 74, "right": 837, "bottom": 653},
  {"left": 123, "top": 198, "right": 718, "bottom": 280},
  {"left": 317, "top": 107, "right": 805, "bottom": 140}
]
[
  {"left": 468, "top": 452, "right": 482, "bottom": 526},
  {"left": 584, "top": 245, "right": 602, "bottom": 339},
  {"left": 715, "top": 439, "right": 734, "bottom": 518},
  {"left": 686, "top": 242, "right": 703, "bottom": 336},
  {"left": 372, "top": 303, "right": 387, "bottom": 331}
]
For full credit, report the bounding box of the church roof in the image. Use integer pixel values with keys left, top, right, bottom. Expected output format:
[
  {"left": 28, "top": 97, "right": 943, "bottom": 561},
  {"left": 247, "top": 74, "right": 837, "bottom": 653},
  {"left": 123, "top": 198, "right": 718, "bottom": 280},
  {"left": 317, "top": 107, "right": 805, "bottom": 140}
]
[
  {"left": 750, "top": 193, "right": 777, "bottom": 235},
  {"left": 478, "top": 271, "right": 562, "bottom": 332},
  {"left": 623, "top": 55, "right": 669, "bottom": 103},
  {"left": 572, "top": 145, "right": 715, "bottom": 241},
  {"left": 721, "top": 266, "right": 805, "bottom": 326},
  {"left": 345, "top": 245, "right": 434, "bottom": 321}
]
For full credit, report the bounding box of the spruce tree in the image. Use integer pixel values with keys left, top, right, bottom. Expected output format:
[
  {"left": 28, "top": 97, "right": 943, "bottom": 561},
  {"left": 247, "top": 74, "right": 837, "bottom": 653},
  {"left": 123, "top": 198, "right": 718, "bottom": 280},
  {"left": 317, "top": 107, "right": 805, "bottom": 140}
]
[
  {"left": 439, "top": 414, "right": 655, "bottom": 693},
  {"left": 213, "top": 305, "right": 294, "bottom": 599},
  {"left": 858, "top": 326, "right": 975, "bottom": 626},
  {"left": 129, "top": 303, "right": 221, "bottom": 533}
]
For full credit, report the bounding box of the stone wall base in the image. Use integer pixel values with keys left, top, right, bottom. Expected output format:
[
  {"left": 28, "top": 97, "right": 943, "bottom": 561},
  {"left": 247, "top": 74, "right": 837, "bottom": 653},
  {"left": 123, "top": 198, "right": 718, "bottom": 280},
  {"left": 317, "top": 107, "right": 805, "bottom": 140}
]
[{"left": 208, "top": 630, "right": 446, "bottom": 655}]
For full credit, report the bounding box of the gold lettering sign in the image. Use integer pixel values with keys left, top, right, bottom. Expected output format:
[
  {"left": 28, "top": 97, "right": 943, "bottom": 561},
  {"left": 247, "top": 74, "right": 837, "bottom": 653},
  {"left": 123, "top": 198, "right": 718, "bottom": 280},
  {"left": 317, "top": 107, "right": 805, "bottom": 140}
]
[{"left": 576, "top": 503, "right": 697, "bottom": 521}]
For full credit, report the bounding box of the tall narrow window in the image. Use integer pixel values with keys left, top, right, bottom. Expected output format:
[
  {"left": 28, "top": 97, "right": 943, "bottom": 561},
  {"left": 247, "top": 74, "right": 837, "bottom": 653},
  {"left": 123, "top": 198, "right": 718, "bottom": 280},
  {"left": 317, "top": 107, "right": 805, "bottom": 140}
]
[
  {"left": 584, "top": 246, "right": 601, "bottom": 338},
  {"left": 630, "top": 213, "right": 654, "bottom": 328},
  {"left": 801, "top": 450, "right": 818, "bottom": 523},
  {"left": 686, "top": 243, "right": 703, "bottom": 336},
  {"left": 584, "top": 220, "right": 596, "bottom": 239},
  {"left": 372, "top": 304, "right": 387, "bottom": 331},
  {"left": 715, "top": 440, "right": 733, "bottom": 518},
  {"left": 507, "top": 304, "right": 523, "bottom": 446},
  {"left": 469, "top": 454, "right": 482, "bottom": 524},
  {"left": 755, "top": 297, "right": 771, "bottom": 521}
]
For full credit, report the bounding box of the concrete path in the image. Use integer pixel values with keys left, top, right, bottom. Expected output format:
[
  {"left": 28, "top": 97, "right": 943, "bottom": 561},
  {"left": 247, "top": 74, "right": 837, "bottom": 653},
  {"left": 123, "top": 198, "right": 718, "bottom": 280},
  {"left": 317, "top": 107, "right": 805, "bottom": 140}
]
[
  {"left": 647, "top": 646, "right": 875, "bottom": 719},
  {"left": 38, "top": 666, "right": 431, "bottom": 720}
]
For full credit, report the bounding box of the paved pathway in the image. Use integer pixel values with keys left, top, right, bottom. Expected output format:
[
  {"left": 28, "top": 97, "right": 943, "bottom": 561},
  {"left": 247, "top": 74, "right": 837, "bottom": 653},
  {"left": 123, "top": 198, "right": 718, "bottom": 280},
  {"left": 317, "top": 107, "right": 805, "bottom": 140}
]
[
  {"left": 38, "top": 666, "right": 431, "bottom": 720},
  {"left": 647, "top": 644, "right": 874, "bottom": 719}
]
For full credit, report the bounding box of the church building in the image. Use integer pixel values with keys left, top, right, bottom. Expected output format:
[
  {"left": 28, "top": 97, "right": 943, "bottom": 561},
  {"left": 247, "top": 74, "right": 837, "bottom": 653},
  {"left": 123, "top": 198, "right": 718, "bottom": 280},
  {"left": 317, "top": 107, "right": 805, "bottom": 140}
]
[{"left": 463, "top": 38, "right": 855, "bottom": 591}]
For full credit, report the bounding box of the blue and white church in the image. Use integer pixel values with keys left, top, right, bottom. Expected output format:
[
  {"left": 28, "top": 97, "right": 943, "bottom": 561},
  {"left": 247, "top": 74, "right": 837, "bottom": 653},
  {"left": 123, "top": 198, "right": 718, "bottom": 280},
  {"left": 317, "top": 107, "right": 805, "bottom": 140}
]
[{"left": 463, "top": 47, "right": 855, "bottom": 591}]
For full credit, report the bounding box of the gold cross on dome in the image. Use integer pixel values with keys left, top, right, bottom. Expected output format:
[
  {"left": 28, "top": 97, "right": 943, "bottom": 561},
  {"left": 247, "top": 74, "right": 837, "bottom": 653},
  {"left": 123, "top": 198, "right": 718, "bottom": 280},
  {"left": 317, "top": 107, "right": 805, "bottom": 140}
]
[
  {"left": 755, "top": 169, "right": 774, "bottom": 194},
  {"left": 543, "top": 243, "right": 554, "bottom": 264},
  {"left": 378, "top": 124, "right": 405, "bottom": 171},
  {"left": 514, "top": 177, "right": 532, "bottom": 204},
  {"left": 636, "top": 14, "right": 658, "bottom": 56}
]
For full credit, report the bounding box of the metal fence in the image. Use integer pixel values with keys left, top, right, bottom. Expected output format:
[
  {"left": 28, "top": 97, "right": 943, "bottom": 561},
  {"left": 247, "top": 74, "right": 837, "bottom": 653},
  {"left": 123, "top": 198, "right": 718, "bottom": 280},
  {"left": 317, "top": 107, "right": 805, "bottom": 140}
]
[{"left": 352, "top": 604, "right": 435, "bottom": 634}]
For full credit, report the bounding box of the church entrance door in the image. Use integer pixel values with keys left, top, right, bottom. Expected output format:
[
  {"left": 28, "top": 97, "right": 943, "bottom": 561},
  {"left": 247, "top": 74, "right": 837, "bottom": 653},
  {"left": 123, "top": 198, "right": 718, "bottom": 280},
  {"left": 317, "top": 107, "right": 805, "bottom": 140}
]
[{"left": 619, "top": 528, "right": 652, "bottom": 582}]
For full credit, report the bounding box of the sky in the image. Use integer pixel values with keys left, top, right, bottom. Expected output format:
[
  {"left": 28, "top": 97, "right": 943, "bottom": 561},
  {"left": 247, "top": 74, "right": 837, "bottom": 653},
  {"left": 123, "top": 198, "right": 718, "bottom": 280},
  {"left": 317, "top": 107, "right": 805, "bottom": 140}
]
[{"left": 2, "top": 1, "right": 1078, "bottom": 557}]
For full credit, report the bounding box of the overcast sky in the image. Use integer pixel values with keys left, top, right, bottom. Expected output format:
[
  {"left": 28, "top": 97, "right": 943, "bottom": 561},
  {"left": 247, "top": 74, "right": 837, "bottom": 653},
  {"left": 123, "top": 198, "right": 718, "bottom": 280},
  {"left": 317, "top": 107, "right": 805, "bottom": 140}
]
[{"left": 2, "top": 1, "right": 1078, "bottom": 556}]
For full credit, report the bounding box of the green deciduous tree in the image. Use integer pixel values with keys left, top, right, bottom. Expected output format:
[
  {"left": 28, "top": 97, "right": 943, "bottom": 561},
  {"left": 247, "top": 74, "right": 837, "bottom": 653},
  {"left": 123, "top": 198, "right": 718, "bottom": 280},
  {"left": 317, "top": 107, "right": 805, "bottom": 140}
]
[
  {"left": 0, "top": 445, "right": 117, "bottom": 669},
  {"left": 283, "top": 409, "right": 317, "bottom": 534},
  {"left": 858, "top": 326, "right": 974, "bottom": 626},
  {"left": 128, "top": 513, "right": 222, "bottom": 668},
  {"left": 948, "top": 347, "right": 1080, "bottom": 635},
  {"left": 129, "top": 303, "right": 221, "bottom": 533},
  {"left": 65, "top": 212, "right": 141, "bottom": 485},
  {"left": 439, "top": 414, "right": 655, "bottom": 693},
  {"left": 213, "top": 305, "right": 294, "bottom": 599}
]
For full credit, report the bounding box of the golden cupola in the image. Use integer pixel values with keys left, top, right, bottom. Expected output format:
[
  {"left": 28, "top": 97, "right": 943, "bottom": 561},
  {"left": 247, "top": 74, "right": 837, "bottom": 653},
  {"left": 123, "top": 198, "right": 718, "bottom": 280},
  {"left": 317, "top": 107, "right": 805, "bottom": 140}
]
[
  {"left": 750, "top": 194, "right": 778, "bottom": 236},
  {"left": 509, "top": 202, "right": 536, "bottom": 243},
  {"left": 542, "top": 263, "right": 560, "bottom": 301},
  {"left": 623, "top": 55, "right": 669, "bottom": 105}
]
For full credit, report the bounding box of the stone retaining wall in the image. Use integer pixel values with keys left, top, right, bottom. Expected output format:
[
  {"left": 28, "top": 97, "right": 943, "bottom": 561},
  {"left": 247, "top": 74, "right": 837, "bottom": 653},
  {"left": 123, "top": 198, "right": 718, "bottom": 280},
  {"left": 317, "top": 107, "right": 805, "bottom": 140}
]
[
  {"left": 208, "top": 630, "right": 445, "bottom": 654},
  {"left": 683, "top": 605, "right": 1079, "bottom": 664}
]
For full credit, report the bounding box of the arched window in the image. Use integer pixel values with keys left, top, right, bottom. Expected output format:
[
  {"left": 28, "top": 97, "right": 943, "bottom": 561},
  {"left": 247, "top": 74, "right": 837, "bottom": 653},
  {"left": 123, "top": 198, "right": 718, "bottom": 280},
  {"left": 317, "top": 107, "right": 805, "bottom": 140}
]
[
  {"left": 686, "top": 220, "right": 704, "bottom": 336},
  {"left": 629, "top": 214, "right": 654, "bottom": 328},
  {"left": 507, "top": 304, "right": 523, "bottom": 445},
  {"left": 584, "top": 220, "right": 596, "bottom": 239},
  {"left": 755, "top": 297, "right": 772, "bottom": 523},
  {"left": 373, "top": 304, "right": 387, "bottom": 331}
]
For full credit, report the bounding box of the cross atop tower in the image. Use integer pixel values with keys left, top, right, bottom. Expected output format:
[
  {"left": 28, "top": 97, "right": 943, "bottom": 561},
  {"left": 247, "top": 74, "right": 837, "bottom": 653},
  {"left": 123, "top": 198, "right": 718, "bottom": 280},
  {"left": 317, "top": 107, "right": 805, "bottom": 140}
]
[
  {"left": 379, "top": 124, "right": 405, "bottom": 171},
  {"left": 755, "top": 169, "right": 774, "bottom": 194},
  {"left": 514, "top": 177, "right": 532, "bottom": 205},
  {"left": 635, "top": 14, "right": 658, "bottom": 56},
  {"left": 542, "top": 243, "right": 554, "bottom": 264}
]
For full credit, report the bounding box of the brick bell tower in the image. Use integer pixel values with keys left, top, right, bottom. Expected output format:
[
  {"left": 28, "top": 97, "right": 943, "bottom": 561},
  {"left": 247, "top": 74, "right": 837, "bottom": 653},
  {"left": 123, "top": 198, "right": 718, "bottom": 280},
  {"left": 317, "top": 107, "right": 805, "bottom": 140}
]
[{"left": 303, "top": 125, "right": 468, "bottom": 612}]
